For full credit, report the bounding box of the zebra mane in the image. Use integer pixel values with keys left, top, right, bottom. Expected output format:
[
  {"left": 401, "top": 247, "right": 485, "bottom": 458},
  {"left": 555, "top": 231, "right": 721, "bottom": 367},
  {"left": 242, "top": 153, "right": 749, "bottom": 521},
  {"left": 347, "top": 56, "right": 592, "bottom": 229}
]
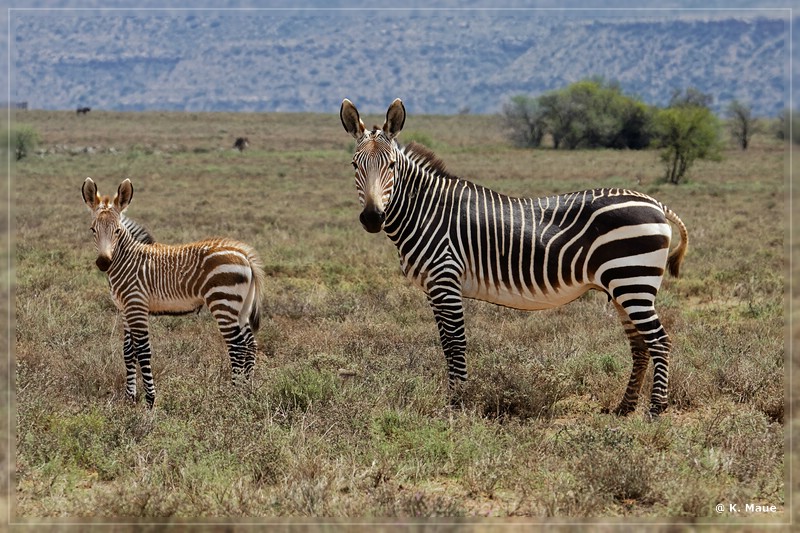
[
  {"left": 402, "top": 141, "right": 451, "bottom": 178},
  {"left": 120, "top": 215, "right": 156, "bottom": 245}
]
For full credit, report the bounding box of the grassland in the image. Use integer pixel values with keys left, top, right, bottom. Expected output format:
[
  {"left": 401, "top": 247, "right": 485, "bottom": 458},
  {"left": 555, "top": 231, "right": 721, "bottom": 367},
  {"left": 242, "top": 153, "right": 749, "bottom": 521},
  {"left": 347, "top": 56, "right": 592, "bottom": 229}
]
[{"left": 10, "top": 109, "right": 791, "bottom": 527}]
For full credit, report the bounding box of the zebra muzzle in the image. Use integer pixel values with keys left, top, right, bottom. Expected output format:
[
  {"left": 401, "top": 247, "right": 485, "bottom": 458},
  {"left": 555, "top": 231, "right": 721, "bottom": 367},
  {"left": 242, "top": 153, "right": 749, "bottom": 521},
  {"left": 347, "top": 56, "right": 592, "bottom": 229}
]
[
  {"left": 96, "top": 256, "right": 112, "bottom": 272},
  {"left": 359, "top": 208, "right": 385, "bottom": 233}
]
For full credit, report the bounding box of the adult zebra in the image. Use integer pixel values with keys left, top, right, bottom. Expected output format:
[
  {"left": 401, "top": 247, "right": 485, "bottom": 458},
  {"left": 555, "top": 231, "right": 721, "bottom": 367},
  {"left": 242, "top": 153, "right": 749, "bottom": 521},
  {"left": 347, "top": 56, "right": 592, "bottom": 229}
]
[
  {"left": 82, "top": 178, "right": 266, "bottom": 408},
  {"left": 340, "top": 98, "right": 688, "bottom": 418}
]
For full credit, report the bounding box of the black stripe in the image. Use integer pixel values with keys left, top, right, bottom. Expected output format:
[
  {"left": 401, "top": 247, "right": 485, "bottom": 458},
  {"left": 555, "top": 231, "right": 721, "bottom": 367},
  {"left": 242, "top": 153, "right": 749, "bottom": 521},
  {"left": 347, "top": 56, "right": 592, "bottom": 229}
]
[
  {"left": 203, "top": 272, "right": 249, "bottom": 291},
  {"left": 612, "top": 284, "right": 658, "bottom": 299},
  {"left": 620, "top": 298, "right": 655, "bottom": 310},
  {"left": 588, "top": 234, "right": 669, "bottom": 278},
  {"left": 599, "top": 265, "right": 664, "bottom": 289},
  {"left": 628, "top": 310, "right": 656, "bottom": 322}
]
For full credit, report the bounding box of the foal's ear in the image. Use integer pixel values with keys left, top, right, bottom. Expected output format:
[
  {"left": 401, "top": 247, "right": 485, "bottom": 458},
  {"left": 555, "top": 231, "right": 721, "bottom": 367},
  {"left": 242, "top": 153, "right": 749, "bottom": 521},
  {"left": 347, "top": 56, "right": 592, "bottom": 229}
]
[
  {"left": 340, "top": 98, "right": 366, "bottom": 139},
  {"left": 82, "top": 177, "right": 99, "bottom": 211},
  {"left": 114, "top": 179, "right": 134, "bottom": 212},
  {"left": 383, "top": 98, "right": 405, "bottom": 140}
]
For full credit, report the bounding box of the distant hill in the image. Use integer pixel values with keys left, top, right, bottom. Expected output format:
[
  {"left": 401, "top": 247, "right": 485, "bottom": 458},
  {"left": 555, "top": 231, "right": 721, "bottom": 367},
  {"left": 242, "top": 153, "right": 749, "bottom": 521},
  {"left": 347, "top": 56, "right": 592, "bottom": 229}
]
[{"left": 10, "top": 11, "right": 791, "bottom": 116}]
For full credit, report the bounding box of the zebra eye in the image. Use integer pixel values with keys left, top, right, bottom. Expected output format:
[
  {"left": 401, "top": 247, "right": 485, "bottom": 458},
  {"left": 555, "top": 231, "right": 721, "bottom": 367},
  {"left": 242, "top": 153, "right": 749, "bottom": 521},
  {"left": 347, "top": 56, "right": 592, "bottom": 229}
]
[
  {"left": 351, "top": 161, "right": 358, "bottom": 169},
  {"left": 388, "top": 161, "right": 396, "bottom": 170},
  {"left": 90, "top": 227, "right": 96, "bottom": 234},
  {"left": 115, "top": 228, "right": 122, "bottom": 236}
]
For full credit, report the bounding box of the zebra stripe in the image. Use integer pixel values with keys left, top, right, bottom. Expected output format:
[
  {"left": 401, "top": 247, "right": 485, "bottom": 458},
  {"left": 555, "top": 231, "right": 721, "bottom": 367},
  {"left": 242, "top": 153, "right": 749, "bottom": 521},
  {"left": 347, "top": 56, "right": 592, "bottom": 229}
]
[
  {"left": 341, "top": 98, "right": 688, "bottom": 418},
  {"left": 82, "top": 178, "right": 266, "bottom": 408},
  {"left": 120, "top": 215, "right": 155, "bottom": 244}
]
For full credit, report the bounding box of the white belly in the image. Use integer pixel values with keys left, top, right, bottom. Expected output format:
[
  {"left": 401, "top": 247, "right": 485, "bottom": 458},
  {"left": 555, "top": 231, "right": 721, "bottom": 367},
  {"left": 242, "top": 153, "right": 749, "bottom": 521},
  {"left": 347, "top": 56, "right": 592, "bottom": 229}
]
[
  {"left": 462, "top": 277, "right": 593, "bottom": 311},
  {"left": 149, "top": 295, "right": 204, "bottom": 314}
]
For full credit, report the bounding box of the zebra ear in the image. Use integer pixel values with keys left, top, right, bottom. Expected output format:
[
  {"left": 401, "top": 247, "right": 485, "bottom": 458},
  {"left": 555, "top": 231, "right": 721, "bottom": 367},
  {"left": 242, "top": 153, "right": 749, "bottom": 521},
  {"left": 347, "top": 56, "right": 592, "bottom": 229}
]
[
  {"left": 82, "top": 177, "right": 99, "bottom": 212},
  {"left": 383, "top": 98, "right": 405, "bottom": 140},
  {"left": 114, "top": 179, "right": 134, "bottom": 212},
  {"left": 340, "top": 99, "right": 365, "bottom": 139}
]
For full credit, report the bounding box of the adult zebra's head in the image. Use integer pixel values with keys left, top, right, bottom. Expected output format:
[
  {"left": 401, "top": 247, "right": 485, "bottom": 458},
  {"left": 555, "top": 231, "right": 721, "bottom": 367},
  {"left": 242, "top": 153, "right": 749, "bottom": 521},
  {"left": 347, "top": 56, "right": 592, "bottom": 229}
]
[
  {"left": 81, "top": 177, "right": 133, "bottom": 272},
  {"left": 340, "top": 98, "right": 406, "bottom": 233}
]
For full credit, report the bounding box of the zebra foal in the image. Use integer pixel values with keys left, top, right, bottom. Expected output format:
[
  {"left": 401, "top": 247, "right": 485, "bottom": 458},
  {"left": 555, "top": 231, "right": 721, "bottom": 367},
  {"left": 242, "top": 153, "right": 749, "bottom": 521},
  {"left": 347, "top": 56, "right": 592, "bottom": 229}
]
[
  {"left": 81, "top": 178, "right": 266, "bottom": 408},
  {"left": 341, "top": 98, "right": 688, "bottom": 418}
]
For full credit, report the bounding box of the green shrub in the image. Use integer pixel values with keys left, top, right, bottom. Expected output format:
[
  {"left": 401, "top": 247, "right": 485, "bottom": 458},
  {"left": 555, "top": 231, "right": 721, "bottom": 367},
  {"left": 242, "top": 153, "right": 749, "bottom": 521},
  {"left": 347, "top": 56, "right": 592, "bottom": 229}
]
[
  {"left": 505, "top": 78, "right": 656, "bottom": 150},
  {"left": 652, "top": 105, "right": 722, "bottom": 184},
  {"left": 7, "top": 124, "right": 40, "bottom": 160},
  {"left": 270, "top": 366, "right": 336, "bottom": 416},
  {"left": 500, "top": 94, "right": 546, "bottom": 148}
]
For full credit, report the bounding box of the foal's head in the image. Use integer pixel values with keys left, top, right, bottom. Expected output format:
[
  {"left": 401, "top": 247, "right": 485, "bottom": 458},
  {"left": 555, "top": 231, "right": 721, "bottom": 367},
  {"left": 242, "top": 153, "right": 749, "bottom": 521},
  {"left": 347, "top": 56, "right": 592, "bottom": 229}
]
[{"left": 81, "top": 177, "right": 134, "bottom": 272}]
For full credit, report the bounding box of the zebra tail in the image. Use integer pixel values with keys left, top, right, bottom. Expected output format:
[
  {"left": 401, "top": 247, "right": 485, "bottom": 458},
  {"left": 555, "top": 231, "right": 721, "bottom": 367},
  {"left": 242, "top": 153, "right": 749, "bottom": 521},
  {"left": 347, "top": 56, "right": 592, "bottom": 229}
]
[
  {"left": 665, "top": 207, "right": 689, "bottom": 277},
  {"left": 240, "top": 245, "right": 266, "bottom": 332}
]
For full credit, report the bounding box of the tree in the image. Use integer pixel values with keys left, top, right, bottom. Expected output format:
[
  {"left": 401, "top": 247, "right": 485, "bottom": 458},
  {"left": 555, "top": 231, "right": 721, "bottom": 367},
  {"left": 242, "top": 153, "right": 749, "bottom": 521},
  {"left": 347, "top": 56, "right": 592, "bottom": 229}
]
[
  {"left": 653, "top": 106, "right": 722, "bottom": 184},
  {"left": 610, "top": 99, "right": 656, "bottom": 150},
  {"left": 726, "top": 100, "right": 754, "bottom": 150},
  {"left": 669, "top": 87, "right": 713, "bottom": 109},
  {"left": 537, "top": 90, "right": 574, "bottom": 149},
  {"left": 500, "top": 95, "right": 546, "bottom": 148},
  {"left": 535, "top": 78, "right": 654, "bottom": 150}
]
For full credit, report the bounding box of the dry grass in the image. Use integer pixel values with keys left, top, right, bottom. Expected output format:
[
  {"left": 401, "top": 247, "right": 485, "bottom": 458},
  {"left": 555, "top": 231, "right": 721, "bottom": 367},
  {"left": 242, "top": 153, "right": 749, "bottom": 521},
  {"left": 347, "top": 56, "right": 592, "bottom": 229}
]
[{"left": 11, "top": 109, "right": 789, "bottom": 524}]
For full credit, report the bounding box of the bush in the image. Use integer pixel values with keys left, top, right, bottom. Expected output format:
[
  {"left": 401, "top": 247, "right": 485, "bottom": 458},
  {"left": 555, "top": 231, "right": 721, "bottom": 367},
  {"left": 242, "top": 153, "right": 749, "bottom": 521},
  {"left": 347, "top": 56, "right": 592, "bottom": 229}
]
[
  {"left": 500, "top": 95, "right": 546, "bottom": 148},
  {"left": 7, "top": 124, "right": 40, "bottom": 160},
  {"left": 726, "top": 100, "right": 755, "bottom": 150},
  {"left": 502, "top": 79, "right": 655, "bottom": 150},
  {"left": 652, "top": 105, "right": 722, "bottom": 184},
  {"left": 269, "top": 366, "right": 336, "bottom": 418}
]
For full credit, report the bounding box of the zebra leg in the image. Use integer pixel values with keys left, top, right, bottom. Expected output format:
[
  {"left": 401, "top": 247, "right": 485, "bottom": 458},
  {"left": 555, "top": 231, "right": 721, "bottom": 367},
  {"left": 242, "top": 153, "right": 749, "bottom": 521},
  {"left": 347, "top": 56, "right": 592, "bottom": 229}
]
[
  {"left": 216, "top": 319, "right": 257, "bottom": 385},
  {"left": 609, "top": 302, "right": 650, "bottom": 416},
  {"left": 124, "top": 309, "right": 156, "bottom": 408},
  {"left": 122, "top": 329, "right": 137, "bottom": 403},
  {"left": 614, "top": 300, "right": 672, "bottom": 418},
  {"left": 426, "top": 280, "right": 467, "bottom": 403},
  {"left": 236, "top": 324, "right": 258, "bottom": 380},
  {"left": 644, "top": 318, "right": 672, "bottom": 418},
  {"left": 130, "top": 327, "right": 156, "bottom": 408}
]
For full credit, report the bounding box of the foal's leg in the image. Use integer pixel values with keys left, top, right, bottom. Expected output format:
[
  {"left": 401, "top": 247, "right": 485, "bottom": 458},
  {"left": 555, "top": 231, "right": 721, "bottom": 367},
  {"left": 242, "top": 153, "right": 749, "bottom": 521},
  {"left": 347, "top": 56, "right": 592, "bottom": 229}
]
[
  {"left": 126, "top": 310, "right": 156, "bottom": 408},
  {"left": 122, "top": 328, "right": 137, "bottom": 402},
  {"left": 210, "top": 308, "right": 257, "bottom": 385}
]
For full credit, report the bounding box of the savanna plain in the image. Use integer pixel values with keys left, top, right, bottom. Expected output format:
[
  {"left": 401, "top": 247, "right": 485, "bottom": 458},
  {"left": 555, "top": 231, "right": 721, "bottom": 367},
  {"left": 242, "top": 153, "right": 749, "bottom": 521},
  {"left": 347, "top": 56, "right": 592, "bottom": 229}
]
[{"left": 10, "top": 109, "right": 793, "bottom": 527}]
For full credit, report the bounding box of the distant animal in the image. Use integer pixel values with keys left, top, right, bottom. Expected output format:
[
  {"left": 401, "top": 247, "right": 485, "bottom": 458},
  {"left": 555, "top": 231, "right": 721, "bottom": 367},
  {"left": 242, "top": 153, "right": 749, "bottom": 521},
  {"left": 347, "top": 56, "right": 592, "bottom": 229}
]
[
  {"left": 341, "top": 98, "right": 688, "bottom": 418},
  {"left": 233, "top": 137, "right": 249, "bottom": 151},
  {"left": 81, "top": 177, "right": 266, "bottom": 408},
  {"left": 76, "top": 107, "right": 91, "bottom": 115}
]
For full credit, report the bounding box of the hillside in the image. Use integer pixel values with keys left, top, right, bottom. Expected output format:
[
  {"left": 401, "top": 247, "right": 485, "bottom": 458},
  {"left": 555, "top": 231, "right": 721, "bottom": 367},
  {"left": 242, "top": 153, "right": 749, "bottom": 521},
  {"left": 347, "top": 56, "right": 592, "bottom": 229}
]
[{"left": 10, "top": 10, "right": 790, "bottom": 116}]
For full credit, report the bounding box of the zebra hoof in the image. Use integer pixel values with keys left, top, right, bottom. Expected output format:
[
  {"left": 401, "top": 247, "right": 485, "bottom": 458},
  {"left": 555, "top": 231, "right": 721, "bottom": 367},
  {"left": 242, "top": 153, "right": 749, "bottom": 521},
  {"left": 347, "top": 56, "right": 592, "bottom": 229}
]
[
  {"left": 145, "top": 394, "right": 155, "bottom": 409},
  {"left": 647, "top": 406, "right": 666, "bottom": 421},
  {"left": 448, "top": 395, "right": 465, "bottom": 410}
]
